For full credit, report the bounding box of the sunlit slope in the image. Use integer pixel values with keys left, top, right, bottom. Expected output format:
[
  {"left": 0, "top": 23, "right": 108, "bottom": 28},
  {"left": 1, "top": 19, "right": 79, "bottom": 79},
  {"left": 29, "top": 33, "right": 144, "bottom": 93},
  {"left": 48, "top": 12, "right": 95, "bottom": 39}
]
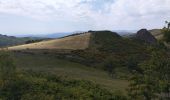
[
  {"left": 8, "top": 33, "right": 91, "bottom": 50},
  {"left": 149, "top": 29, "right": 163, "bottom": 40}
]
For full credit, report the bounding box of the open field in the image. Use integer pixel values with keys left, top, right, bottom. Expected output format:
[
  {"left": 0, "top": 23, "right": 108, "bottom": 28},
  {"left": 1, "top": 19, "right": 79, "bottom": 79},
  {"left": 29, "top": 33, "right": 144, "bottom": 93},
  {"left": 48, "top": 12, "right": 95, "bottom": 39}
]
[
  {"left": 8, "top": 33, "right": 91, "bottom": 50},
  {"left": 12, "top": 51, "right": 128, "bottom": 93}
]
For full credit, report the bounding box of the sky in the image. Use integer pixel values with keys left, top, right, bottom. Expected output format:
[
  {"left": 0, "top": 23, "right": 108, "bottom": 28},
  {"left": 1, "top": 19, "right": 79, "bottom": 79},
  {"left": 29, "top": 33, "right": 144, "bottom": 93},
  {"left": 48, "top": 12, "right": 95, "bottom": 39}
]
[{"left": 0, "top": 0, "right": 170, "bottom": 35}]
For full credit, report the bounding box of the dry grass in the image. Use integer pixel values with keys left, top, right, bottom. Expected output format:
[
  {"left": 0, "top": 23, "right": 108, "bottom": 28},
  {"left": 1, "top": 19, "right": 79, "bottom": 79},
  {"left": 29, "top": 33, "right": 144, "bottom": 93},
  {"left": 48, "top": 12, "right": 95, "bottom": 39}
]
[
  {"left": 149, "top": 29, "right": 163, "bottom": 40},
  {"left": 8, "top": 33, "right": 91, "bottom": 50}
]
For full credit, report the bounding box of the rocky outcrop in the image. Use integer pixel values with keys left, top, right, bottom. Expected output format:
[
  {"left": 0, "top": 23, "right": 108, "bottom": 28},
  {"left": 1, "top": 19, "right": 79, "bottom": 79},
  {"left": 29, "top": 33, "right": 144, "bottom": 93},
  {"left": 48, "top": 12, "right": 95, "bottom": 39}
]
[{"left": 136, "top": 29, "right": 157, "bottom": 44}]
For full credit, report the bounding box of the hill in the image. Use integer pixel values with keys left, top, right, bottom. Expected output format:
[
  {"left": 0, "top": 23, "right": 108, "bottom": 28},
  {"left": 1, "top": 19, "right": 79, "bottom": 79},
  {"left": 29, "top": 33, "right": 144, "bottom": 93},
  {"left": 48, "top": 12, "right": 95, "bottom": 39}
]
[
  {"left": 0, "top": 34, "right": 42, "bottom": 47},
  {"left": 6, "top": 30, "right": 157, "bottom": 78}
]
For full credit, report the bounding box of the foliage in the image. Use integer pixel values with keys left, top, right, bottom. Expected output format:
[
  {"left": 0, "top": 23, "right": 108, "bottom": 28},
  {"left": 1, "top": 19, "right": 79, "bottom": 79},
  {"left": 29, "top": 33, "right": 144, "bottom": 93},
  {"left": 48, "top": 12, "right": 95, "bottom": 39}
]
[
  {"left": 0, "top": 52, "right": 127, "bottom": 100},
  {"left": 128, "top": 49, "right": 170, "bottom": 100},
  {"left": 0, "top": 71, "right": 127, "bottom": 100}
]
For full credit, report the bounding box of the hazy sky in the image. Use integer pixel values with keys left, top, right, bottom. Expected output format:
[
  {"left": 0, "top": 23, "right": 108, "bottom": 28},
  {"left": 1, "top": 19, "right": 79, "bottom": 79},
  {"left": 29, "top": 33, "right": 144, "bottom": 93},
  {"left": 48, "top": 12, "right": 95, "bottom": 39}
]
[{"left": 0, "top": 0, "right": 170, "bottom": 35}]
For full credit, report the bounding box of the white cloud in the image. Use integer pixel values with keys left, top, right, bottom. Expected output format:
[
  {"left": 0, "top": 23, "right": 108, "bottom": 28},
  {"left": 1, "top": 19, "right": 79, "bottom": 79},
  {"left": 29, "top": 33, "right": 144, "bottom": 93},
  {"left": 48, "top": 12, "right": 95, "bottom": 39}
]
[{"left": 0, "top": 0, "right": 170, "bottom": 30}]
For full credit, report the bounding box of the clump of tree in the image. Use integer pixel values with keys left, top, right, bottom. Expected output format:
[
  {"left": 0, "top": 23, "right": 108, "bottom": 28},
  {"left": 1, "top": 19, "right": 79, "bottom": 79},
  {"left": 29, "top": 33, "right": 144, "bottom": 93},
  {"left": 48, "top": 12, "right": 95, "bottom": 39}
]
[{"left": 128, "top": 48, "right": 170, "bottom": 100}]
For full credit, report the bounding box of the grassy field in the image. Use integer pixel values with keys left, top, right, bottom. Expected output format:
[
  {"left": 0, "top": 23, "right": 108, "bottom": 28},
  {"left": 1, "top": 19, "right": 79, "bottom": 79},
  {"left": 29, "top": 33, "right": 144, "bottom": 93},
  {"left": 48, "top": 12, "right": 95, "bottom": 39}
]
[
  {"left": 12, "top": 52, "right": 128, "bottom": 93},
  {"left": 8, "top": 33, "right": 91, "bottom": 50}
]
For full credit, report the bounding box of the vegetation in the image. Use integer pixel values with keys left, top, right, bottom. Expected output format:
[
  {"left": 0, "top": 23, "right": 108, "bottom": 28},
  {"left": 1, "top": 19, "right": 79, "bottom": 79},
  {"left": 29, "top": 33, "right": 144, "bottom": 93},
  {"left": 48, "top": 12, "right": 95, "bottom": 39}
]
[
  {"left": 0, "top": 28, "right": 170, "bottom": 100},
  {"left": 128, "top": 48, "right": 170, "bottom": 100},
  {"left": 13, "top": 51, "right": 128, "bottom": 92},
  {"left": 0, "top": 51, "right": 127, "bottom": 100}
]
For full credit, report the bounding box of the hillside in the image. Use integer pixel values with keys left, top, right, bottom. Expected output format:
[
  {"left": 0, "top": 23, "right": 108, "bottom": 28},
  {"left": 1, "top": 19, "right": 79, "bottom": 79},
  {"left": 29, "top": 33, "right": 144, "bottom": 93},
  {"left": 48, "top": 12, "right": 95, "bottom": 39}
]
[
  {"left": 149, "top": 29, "right": 163, "bottom": 40},
  {"left": 0, "top": 34, "right": 41, "bottom": 47},
  {"left": 6, "top": 31, "right": 156, "bottom": 77},
  {"left": 7, "top": 33, "right": 91, "bottom": 50}
]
